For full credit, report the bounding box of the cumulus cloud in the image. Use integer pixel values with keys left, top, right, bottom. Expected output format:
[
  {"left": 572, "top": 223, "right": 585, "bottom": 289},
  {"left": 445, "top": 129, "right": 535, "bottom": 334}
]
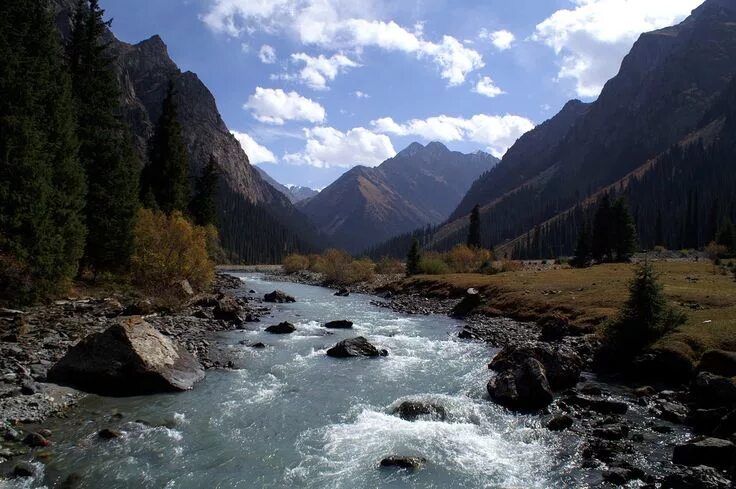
[
  {"left": 289, "top": 52, "right": 359, "bottom": 89},
  {"left": 354, "top": 90, "right": 369, "bottom": 98},
  {"left": 371, "top": 114, "right": 534, "bottom": 158},
  {"left": 284, "top": 126, "right": 396, "bottom": 168},
  {"left": 201, "top": 0, "right": 484, "bottom": 85},
  {"left": 534, "top": 0, "right": 704, "bottom": 97},
  {"left": 231, "top": 131, "right": 277, "bottom": 164},
  {"left": 259, "top": 44, "right": 277, "bottom": 64},
  {"left": 244, "top": 87, "right": 326, "bottom": 125},
  {"left": 474, "top": 76, "right": 504, "bottom": 98},
  {"left": 479, "top": 29, "right": 515, "bottom": 50}
]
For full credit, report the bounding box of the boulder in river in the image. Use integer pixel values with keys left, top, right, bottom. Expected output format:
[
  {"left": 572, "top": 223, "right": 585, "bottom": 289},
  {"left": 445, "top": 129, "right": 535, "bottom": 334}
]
[
  {"left": 326, "top": 337, "right": 387, "bottom": 358},
  {"left": 47, "top": 317, "right": 205, "bottom": 396},
  {"left": 98, "top": 428, "right": 121, "bottom": 440},
  {"left": 691, "top": 371, "right": 736, "bottom": 406},
  {"left": 324, "top": 320, "right": 353, "bottom": 329},
  {"left": 547, "top": 414, "right": 574, "bottom": 431},
  {"left": 265, "top": 322, "right": 296, "bottom": 334},
  {"left": 487, "top": 357, "right": 554, "bottom": 411},
  {"left": 264, "top": 290, "right": 296, "bottom": 303},
  {"left": 489, "top": 344, "right": 582, "bottom": 391},
  {"left": 212, "top": 294, "right": 243, "bottom": 324},
  {"left": 451, "top": 288, "right": 482, "bottom": 317},
  {"left": 662, "top": 465, "right": 732, "bottom": 489},
  {"left": 379, "top": 456, "right": 426, "bottom": 470},
  {"left": 672, "top": 437, "right": 736, "bottom": 471},
  {"left": 698, "top": 349, "right": 736, "bottom": 377},
  {"left": 334, "top": 288, "right": 350, "bottom": 297},
  {"left": 392, "top": 400, "right": 447, "bottom": 421}
]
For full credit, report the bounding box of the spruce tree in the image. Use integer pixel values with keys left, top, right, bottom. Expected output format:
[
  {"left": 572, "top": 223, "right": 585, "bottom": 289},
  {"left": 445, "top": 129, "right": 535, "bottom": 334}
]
[
  {"left": 572, "top": 222, "right": 592, "bottom": 268},
  {"left": 717, "top": 219, "right": 736, "bottom": 256},
  {"left": 147, "top": 81, "right": 190, "bottom": 214},
  {"left": 0, "top": 0, "right": 87, "bottom": 302},
  {"left": 69, "top": 0, "right": 139, "bottom": 274},
  {"left": 406, "top": 238, "right": 421, "bottom": 276},
  {"left": 190, "top": 156, "right": 220, "bottom": 227},
  {"left": 611, "top": 198, "right": 638, "bottom": 261},
  {"left": 591, "top": 194, "right": 613, "bottom": 262},
  {"left": 467, "top": 204, "right": 481, "bottom": 249}
]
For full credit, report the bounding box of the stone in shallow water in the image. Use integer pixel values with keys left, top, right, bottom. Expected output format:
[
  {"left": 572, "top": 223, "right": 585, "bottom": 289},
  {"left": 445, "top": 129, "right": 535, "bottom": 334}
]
[
  {"left": 265, "top": 322, "right": 296, "bottom": 334},
  {"left": 264, "top": 290, "right": 296, "bottom": 303},
  {"left": 326, "top": 337, "right": 387, "bottom": 358},
  {"left": 392, "top": 400, "right": 446, "bottom": 421},
  {"left": 47, "top": 317, "right": 204, "bottom": 396},
  {"left": 487, "top": 357, "right": 554, "bottom": 411},
  {"left": 324, "top": 320, "right": 353, "bottom": 329},
  {"left": 98, "top": 429, "right": 121, "bottom": 440},
  {"left": 672, "top": 437, "right": 736, "bottom": 471},
  {"left": 379, "top": 456, "right": 426, "bottom": 470},
  {"left": 547, "top": 414, "right": 574, "bottom": 431}
]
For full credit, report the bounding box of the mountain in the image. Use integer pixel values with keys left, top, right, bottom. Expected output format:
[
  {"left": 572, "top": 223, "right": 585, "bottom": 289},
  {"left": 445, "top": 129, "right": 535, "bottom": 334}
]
[
  {"left": 51, "top": 0, "right": 317, "bottom": 263},
  {"left": 428, "top": 0, "right": 736, "bottom": 255},
  {"left": 300, "top": 142, "right": 498, "bottom": 252},
  {"left": 255, "top": 167, "right": 319, "bottom": 204}
]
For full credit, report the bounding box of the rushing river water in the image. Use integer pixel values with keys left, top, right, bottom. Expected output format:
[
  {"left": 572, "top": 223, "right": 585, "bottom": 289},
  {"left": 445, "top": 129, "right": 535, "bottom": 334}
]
[{"left": 3, "top": 274, "right": 592, "bottom": 489}]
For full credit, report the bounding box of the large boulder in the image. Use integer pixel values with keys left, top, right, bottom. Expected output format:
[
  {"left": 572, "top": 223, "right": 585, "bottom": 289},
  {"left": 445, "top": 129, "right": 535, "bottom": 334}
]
[
  {"left": 662, "top": 465, "right": 732, "bottom": 489},
  {"left": 487, "top": 357, "right": 554, "bottom": 411},
  {"left": 264, "top": 322, "right": 296, "bottom": 334},
  {"left": 672, "top": 437, "right": 736, "bottom": 471},
  {"left": 264, "top": 290, "right": 296, "bottom": 303},
  {"left": 699, "top": 350, "right": 736, "bottom": 378},
  {"left": 326, "top": 337, "right": 387, "bottom": 358},
  {"left": 48, "top": 317, "right": 204, "bottom": 396},
  {"left": 451, "top": 288, "right": 483, "bottom": 317},
  {"left": 212, "top": 294, "right": 243, "bottom": 324},
  {"left": 324, "top": 320, "right": 353, "bottom": 329},
  {"left": 392, "top": 400, "right": 447, "bottom": 421},
  {"left": 489, "top": 344, "right": 582, "bottom": 390},
  {"left": 692, "top": 372, "right": 736, "bottom": 407}
]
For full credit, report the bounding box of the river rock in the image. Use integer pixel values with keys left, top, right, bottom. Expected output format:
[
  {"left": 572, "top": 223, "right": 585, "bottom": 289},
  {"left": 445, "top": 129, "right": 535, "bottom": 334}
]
[
  {"left": 12, "top": 462, "right": 34, "bottom": 478},
  {"left": 488, "top": 357, "right": 554, "bottom": 411},
  {"left": 265, "top": 322, "right": 296, "bottom": 334},
  {"left": 451, "top": 288, "right": 482, "bottom": 317},
  {"left": 334, "top": 288, "right": 350, "bottom": 297},
  {"left": 699, "top": 350, "right": 736, "bottom": 377},
  {"left": 489, "top": 344, "right": 582, "bottom": 390},
  {"left": 47, "top": 317, "right": 205, "bottom": 396},
  {"left": 23, "top": 432, "right": 49, "bottom": 447},
  {"left": 673, "top": 438, "right": 736, "bottom": 471},
  {"left": 547, "top": 414, "right": 574, "bottom": 431},
  {"left": 379, "top": 456, "right": 426, "bottom": 470},
  {"left": 212, "top": 294, "right": 243, "bottom": 324},
  {"left": 324, "top": 320, "right": 353, "bottom": 329},
  {"left": 98, "top": 428, "right": 121, "bottom": 439},
  {"left": 264, "top": 290, "right": 296, "bottom": 303},
  {"left": 662, "top": 465, "right": 732, "bottom": 488},
  {"left": 593, "top": 424, "right": 630, "bottom": 441},
  {"left": 393, "top": 400, "right": 446, "bottom": 421},
  {"left": 562, "top": 394, "right": 628, "bottom": 415},
  {"left": 692, "top": 372, "right": 736, "bottom": 406},
  {"left": 326, "top": 337, "right": 387, "bottom": 358},
  {"left": 628, "top": 349, "right": 695, "bottom": 384}
]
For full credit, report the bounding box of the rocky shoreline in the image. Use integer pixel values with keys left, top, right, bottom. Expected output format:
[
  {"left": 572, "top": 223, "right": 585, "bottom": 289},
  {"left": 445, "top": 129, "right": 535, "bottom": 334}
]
[{"left": 0, "top": 273, "right": 269, "bottom": 469}]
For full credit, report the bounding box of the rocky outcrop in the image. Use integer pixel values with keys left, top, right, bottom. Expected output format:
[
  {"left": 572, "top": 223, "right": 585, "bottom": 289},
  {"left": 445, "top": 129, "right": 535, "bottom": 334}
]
[
  {"left": 326, "top": 337, "right": 387, "bottom": 358},
  {"left": 264, "top": 291, "right": 296, "bottom": 303},
  {"left": 324, "top": 320, "right": 353, "bottom": 329},
  {"left": 47, "top": 317, "right": 204, "bottom": 396}
]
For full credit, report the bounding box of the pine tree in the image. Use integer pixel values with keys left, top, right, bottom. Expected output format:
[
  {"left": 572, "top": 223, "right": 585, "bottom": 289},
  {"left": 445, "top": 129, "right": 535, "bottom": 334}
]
[
  {"left": 0, "top": 0, "right": 87, "bottom": 303},
  {"left": 611, "top": 198, "right": 638, "bottom": 261},
  {"left": 571, "top": 221, "right": 592, "bottom": 268},
  {"left": 467, "top": 204, "right": 481, "bottom": 249},
  {"left": 716, "top": 219, "right": 736, "bottom": 256},
  {"left": 69, "top": 0, "right": 139, "bottom": 274},
  {"left": 146, "top": 80, "right": 190, "bottom": 214},
  {"left": 591, "top": 194, "right": 613, "bottom": 262},
  {"left": 406, "top": 238, "right": 421, "bottom": 276},
  {"left": 190, "top": 156, "right": 220, "bottom": 227}
]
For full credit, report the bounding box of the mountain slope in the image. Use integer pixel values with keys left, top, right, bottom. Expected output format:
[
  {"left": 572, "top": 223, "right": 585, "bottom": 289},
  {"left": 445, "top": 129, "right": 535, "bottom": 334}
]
[
  {"left": 433, "top": 0, "right": 736, "bottom": 254},
  {"left": 301, "top": 142, "right": 497, "bottom": 252},
  {"left": 255, "top": 167, "right": 319, "bottom": 204},
  {"left": 52, "top": 0, "right": 317, "bottom": 262}
]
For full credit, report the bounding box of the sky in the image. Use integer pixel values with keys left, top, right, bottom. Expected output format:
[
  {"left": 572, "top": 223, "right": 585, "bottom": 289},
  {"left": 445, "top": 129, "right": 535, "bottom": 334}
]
[{"left": 102, "top": 0, "right": 705, "bottom": 189}]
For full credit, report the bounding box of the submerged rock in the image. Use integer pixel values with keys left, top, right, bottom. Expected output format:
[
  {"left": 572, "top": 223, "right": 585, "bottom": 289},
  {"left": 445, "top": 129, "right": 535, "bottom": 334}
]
[
  {"left": 487, "top": 357, "right": 554, "bottom": 411},
  {"left": 393, "top": 400, "right": 446, "bottom": 421},
  {"left": 98, "top": 428, "right": 121, "bottom": 440},
  {"left": 47, "top": 317, "right": 205, "bottom": 396},
  {"left": 324, "top": 320, "right": 353, "bottom": 329},
  {"left": 265, "top": 322, "right": 296, "bottom": 334},
  {"left": 379, "top": 456, "right": 426, "bottom": 470},
  {"left": 264, "top": 290, "right": 296, "bottom": 303},
  {"left": 326, "top": 337, "right": 387, "bottom": 358}
]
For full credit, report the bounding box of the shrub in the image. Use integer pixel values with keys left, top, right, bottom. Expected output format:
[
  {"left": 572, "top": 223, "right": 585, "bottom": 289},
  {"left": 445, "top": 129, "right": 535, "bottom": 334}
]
[
  {"left": 283, "top": 253, "right": 310, "bottom": 274},
  {"left": 498, "top": 260, "right": 523, "bottom": 273},
  {"left": 350, "top": 258, "right": 375, "bottom": 283},
  {"left": 130, "top": 209, "right": 214, "bottom": 292},
  {"left": 375, "top": 256, "right": 404, "bottom": 275},
  {"left": 419, "top": 252, "right": 451, "bottom": 275},
  {"left": 319, "top": 249, "right": 355, "bottom": 284},
  {"left": 447, "top": 245, "right": 476, "bottom": 273}
]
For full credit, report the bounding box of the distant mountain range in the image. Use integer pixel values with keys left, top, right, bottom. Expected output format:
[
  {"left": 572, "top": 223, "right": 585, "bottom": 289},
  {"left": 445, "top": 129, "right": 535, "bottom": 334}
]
[
  {"left": 407, "top": 0, "right": 736, "bottom": 259},
  {"left": 300, "top": 142, "right": 498, "bottom": 252},
  {"left": 255, "top": 167, "right": 319, "bottom": 204}
]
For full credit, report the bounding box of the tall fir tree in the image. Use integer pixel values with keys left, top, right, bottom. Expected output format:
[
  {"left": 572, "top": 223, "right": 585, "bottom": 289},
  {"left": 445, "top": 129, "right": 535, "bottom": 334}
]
[
  {"left": 190, "top": 156, "right": 220, "bottom": 227},
  {"left": 717, "top": 219, "right": 736, "bottom": 255},
  {"left": 467, "top": 204, "right": 481, "bottom": 249},
  {"left": 571, "top": 221, "right": 592, "bottom": 268},
  {"left": 611, "top": 198, "right": 638, "bottom": 261},
  {"left": 591, "top": 194, "right": 613, "bottom": 262},
  {"left": 406, "top": 238, "right": 421, "bottom": 276},
  {"left": 0, "top": 0, "right": 87, "bottom": 302},
  {"left": 69, "top": 0, "right": 139, "bottom": 274},
  {"left": 146, "top": 80, "right": 190, "bottom": 214}
]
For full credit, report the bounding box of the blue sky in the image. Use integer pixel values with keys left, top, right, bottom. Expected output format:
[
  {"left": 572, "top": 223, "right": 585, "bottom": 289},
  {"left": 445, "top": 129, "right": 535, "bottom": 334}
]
[{"left": 102, "top": 0, "right": 704, "bottom": 189}]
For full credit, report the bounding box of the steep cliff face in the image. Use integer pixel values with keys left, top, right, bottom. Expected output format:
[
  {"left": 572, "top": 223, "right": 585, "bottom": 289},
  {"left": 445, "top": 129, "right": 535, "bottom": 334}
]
[{"left": 52, "top": 0, "right": 315, "bottom": 261}]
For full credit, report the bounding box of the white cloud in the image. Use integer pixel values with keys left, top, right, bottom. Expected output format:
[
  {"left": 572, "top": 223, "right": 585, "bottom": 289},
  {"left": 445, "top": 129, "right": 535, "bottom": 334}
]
[
  {"left": 258, "top": 44, "right": 277, "bottom": 64},
  {"left": 371, "top": 114, "right": 535, "bottom": 158},
  {"left": 244, "top": 87, "right": 326, "bottom": 125},
  {"left": 534, "top": 0, "right": 704, "bottom": 97},
  {"left": 289, "top": 52, "right": 359, "bottom": 90},
  {"left": 284, "top": 126, "right": 396, "bottom": 168},
  {"left": 474, "top": 76, "right": 504, "bottom": 98},
  {"left": 354, "top": 90, "right": 369, "bottom": 98},
  {"left": 201, "top": 0, "right": 485, "bottom": 85},
  {"left": 479, "top": 29, "right": 515, "bottom": 50},
  {"left": 231, "top": 131, "right": 277, "bottom": 164}
]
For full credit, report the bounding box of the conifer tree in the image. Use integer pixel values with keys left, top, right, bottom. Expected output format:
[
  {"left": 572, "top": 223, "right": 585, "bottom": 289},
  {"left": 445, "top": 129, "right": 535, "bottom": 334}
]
[
  {"left": 717, "top": 219, "right": 736, "bottom": 256},
  {"left": 0, "top": 0, "right": 86, "bottom": 302},
  {"left": 406, "top": 238, "right": 421, "bottom": 276},
  {"left": 611, "top": 198, "right": 638, "bottom": 261},
  {"left": 571, "top": 221, "right": 592, "bottom": 268},
  {"left": 147, "top": 81, "right": 190, "bottom": 214},
  {"left": 69, "top": 0, "right": 139, "bottom": 274},
  {"left": 467, "top": 204, "right": 481, "bottom": 249},
  {"left": 591, "top": 194, "right": 613, "bottom": 262},
  {"left": 190, "top": 156, "right": 220, "bottom": 227}
]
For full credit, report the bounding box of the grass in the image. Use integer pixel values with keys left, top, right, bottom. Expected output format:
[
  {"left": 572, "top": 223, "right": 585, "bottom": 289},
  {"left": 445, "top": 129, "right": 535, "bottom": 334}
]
[{"left": 395, "top": 261, "right": 736, "bottom": 365}]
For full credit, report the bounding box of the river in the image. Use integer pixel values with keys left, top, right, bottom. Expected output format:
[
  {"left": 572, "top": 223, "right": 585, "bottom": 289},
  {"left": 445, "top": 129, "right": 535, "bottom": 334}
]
[{"left": 3, "top": 273, "right": 588, "bottom": 488}]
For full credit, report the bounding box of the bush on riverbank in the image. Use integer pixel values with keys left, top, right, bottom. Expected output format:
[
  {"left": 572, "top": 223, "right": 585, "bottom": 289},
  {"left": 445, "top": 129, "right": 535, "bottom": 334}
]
[
  {"left": 281, "top": 249, "right": 375, "bottom": 285},
  {"left": 416, "top": 245, "right": 497, "bottom": 275},
  {"left": 131, "top": 209, "right": 214, "bottom": 292}
]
